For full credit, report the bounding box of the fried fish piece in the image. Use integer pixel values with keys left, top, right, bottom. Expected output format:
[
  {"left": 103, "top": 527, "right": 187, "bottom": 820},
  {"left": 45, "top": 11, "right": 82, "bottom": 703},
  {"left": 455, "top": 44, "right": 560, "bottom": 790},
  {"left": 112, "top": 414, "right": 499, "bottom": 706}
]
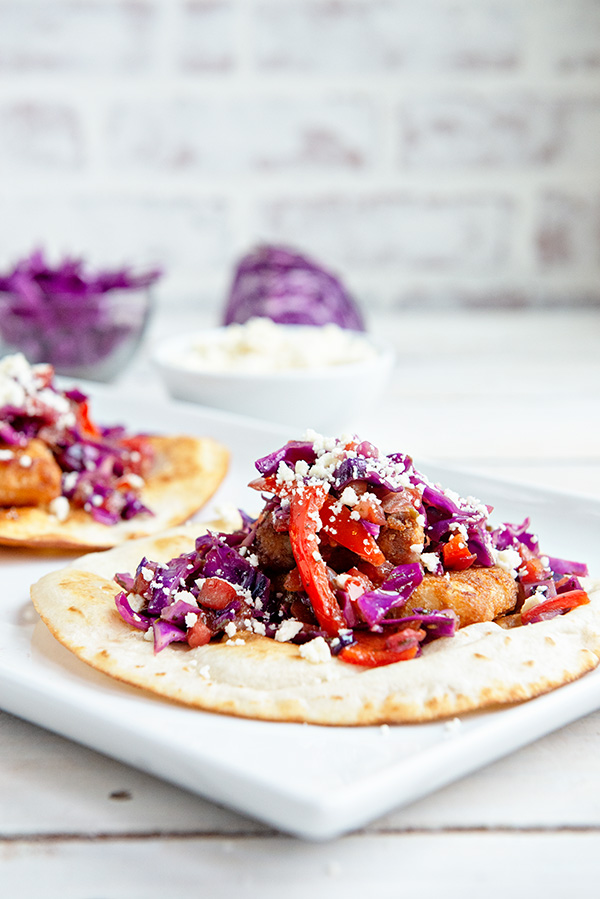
[
  {"left": 404, "top": 565, "right": 519, "bottom": 628},
  {"left": 0, "top": 439, "right": 62, "bottom": 507}
]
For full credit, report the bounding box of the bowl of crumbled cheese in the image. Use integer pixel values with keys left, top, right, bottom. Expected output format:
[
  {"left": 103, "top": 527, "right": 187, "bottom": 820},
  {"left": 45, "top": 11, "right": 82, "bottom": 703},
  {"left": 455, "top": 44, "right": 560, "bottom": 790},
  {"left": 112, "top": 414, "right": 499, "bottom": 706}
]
[{"left": 154, "top": 317, "right": 394, "bottom": 431}]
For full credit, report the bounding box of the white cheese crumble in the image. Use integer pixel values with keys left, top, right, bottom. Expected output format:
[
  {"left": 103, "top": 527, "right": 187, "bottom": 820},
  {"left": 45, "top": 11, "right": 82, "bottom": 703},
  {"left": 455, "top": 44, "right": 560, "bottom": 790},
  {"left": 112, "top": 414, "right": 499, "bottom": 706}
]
[
  {"left": 185, "top": 612, "right": 199, "bottom": 628},
  {"left": 420, "top": 552, "right": 439, "bottom": 572},
  {"left": 339, "top": 486, "right": 359, "bottom": 506},
  {"left": 172, "top": 318, "right": 377, "bottom": 374},
  {"left": 0, "top": 449, "right": 14, "bottom": 461},
  {"left": 520, "top": 585, "right": 549, "bottom": 616},
  {"left": 18, "top": 454, "right": 32, "bottom": 468},
  {"left": 493, "top": 547, "right": 522, "bottom": 579},
  {"left": 49, "top": 495, "right": 70, "bottom": 522},
  {"left": 298, "top": 636, "right": 331, "bottom": 664},
  {"left": 274, "top": 619, "right": 304, "bottom": 642},
  {"left": 224, "top": 621, "right": 237, "bottom": 638}
]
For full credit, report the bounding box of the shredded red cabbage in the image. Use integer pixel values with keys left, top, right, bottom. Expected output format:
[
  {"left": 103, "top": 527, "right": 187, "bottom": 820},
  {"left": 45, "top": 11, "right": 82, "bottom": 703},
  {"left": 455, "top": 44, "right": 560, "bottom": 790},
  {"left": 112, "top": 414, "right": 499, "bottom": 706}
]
[
  {"left": 114, "top": 433, "right": 593, "bottom": 660},
  {"left": 357, "top": 564, "right": 424, "bottom": 628},
  {"left": 0, "top": 250, "right": 161, "bottom": 371},
  {"left": 223, "top": 245, "right": 365, "bottom": 330},
  {"left": 547, "top": 556, "right": 589, "bottom": 578},
  {"left": 255, "top": 440, "right": 318, "bottom": 477}
]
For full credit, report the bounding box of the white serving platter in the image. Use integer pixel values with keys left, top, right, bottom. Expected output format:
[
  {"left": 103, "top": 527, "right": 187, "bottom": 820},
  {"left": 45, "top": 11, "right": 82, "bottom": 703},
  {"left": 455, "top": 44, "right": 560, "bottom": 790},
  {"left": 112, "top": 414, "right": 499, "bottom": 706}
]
[{"left": 1, "top": 389, "right": 599, "bottom": 841}]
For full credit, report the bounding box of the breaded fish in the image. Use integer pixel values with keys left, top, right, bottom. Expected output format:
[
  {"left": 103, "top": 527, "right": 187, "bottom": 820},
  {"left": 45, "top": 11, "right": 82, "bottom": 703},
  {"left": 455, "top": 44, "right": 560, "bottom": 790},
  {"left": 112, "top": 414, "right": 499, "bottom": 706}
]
[
  {"left": 405, "top": 565, "right": 519, "bottom": 628},
  {"left": 0, "top": 438, "right": 62, "bottom": 507}
]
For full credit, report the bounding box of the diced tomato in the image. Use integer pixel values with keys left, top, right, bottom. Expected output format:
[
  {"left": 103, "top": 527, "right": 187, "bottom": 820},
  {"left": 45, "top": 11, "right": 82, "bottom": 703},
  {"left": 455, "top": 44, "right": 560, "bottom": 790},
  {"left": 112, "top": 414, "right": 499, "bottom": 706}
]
[
  {"left": 442, "top": 532, "right": 477, "bottom": 571},
  {"left": 248, "top": 474, "right": 279, "bottom": 494},
  {"left": 521, "top": 589, "right": 589, "bottom": 625},
  {"left": 288, "top": 484, "right": 347, "bottom": 636},
  {"left": 320, "top": 496, "right": 386, "bottom": 566},
  {"left": 342, "top": 567, "right": 373, "bottom": 601},
  {"left": 186, "top": 617, "right": 213, "bottom": 647},
  {"left": 283, "top": 567, "right": 304, "bottom": 592},
  {"left": 353, "top": 494, "right": 386, "bottom": 526},
  {"left": 77, "top": 400, "right": 101, "bottom": 440},
  {"left": 518, "top": 556, "right": 547, "bottom": 584},
  {"left": 386, "top": 626, "right": 425, "bottom": 648},
  {"left": 340, "top": 630, "right": 420, "bottom": 668},
  {"left": 197, "top": 577, "right": 239, "bottom": 610}
]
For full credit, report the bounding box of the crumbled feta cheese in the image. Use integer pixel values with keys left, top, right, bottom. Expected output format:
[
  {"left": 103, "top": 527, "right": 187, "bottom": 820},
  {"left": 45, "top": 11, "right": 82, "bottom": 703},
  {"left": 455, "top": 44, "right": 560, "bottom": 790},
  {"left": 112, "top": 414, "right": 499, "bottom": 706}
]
[
  {"left": 185, "top": 612, "right": 199, "bottom": 628},
  {"left": 224, "top": 621, "right": 237, "bottom": 638},
  {"left": 18, "top": 454, "right": 32, "bottom": 469},
  {"left": 520, "top": 585, "right": 549, "bottom": 616},
  {"left": 298, "top": 636, "right": 331, "bottom": 663},
  {"left": 339, "top": 486, "right": 359, "bottom": 506},
  {"left": 493, "top": 547, "right": 522, "bottom": 579},
  {"left": 62, "top": 471, "right": 78, "bottom": 493},
  {"left": 169, "top": 318, "right": 377, "bottom": 374},
  {"left": 140, "top": 567, "right": 154, "bottom": 582},
  {"left": 295, "top": 459, "right": 309, "bottom": 478},
  {"left": 420, "top": 552, "right": 440, "bottom": 573},
  {"left": 49, "top": 495, "right": 70, "bottom": 522},
  {"left": 0, "top": 449, "right": 14, "bottom": 461},
  {"left": 275, "top": 619, "right": 304, "bottom": 642}
]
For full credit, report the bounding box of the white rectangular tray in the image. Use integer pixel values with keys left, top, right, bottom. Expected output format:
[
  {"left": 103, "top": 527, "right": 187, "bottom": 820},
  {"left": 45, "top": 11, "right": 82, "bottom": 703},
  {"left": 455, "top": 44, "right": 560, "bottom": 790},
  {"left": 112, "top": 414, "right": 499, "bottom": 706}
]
[{"left": 1, "top": 391, "right": 599, "bottom": 840}]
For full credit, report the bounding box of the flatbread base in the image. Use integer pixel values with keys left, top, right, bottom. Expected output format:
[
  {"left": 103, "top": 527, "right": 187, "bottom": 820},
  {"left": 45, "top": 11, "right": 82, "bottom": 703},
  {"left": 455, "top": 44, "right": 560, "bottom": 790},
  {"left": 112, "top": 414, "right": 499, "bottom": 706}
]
[
  {"left": 0, "top": 436, "right": 228, "bottom": 550},
  {"left": 30, "top": 529, "right": 600, "bottom": 725}
]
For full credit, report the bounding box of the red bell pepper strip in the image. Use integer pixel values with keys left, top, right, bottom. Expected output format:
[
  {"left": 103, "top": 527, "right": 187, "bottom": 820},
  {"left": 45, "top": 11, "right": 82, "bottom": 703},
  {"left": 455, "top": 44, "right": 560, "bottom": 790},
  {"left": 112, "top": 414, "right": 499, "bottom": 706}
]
[
  {"left": 521, "top": 589, "right": 589, "bottom": 625},
  {"left": 320, "top": 496, "right": 386, "bottom": 566},
  {"left": 76, "top": 400, "right": 102, "bottom": 440},
  {"left": 442, "top": 532, "right": 477, "bottom": 571},
  {"left": 288, "top": 484, "right": 347, "bottom": 636},
  {"left": 340, "top": 630, "right": 420, "bottom": 668}
]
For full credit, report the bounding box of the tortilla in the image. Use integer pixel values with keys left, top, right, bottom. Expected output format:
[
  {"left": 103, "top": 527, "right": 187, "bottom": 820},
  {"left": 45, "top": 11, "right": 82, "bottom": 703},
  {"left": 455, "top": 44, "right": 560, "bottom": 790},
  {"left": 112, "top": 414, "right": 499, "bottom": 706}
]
[
  {"left": 0, "top": 436, "right": 228, "bottom": 551},
  {"left": 30, "top": 528, "right": 600, "bottom": 725}
]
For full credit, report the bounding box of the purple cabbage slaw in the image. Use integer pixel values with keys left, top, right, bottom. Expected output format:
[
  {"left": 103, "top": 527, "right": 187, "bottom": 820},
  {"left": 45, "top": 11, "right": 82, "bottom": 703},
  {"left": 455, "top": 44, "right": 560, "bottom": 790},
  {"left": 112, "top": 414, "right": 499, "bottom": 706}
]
[
  {"left": 252, "top": 438, "right": 590, "bottom": 628},
  {"left": 0, "top": 250, "right": 161, "bottom": 370},
  {"left": 0, "top": 359, "right": 153, "bottom": 525},
  {"left": 115, "top": 436, "right": 591, "bottom": 657},
  {"left": 222, "top": 245, "right": 365, "bottom": 331}
]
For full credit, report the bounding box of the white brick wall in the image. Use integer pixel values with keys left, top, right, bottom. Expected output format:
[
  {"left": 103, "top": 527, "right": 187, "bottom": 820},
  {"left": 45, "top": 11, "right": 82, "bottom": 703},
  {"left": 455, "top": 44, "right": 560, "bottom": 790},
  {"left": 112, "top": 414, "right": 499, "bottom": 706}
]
[{"left": 0, "top": 0, "right": 598, "bottom": 319}]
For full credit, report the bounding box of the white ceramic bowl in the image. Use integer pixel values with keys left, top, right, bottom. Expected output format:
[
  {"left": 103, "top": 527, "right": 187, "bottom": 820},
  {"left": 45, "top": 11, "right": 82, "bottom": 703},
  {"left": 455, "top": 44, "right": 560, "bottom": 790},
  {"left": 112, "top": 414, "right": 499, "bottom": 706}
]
[{"left": 153, "top": 325, "right": 395, "bottom": 433}]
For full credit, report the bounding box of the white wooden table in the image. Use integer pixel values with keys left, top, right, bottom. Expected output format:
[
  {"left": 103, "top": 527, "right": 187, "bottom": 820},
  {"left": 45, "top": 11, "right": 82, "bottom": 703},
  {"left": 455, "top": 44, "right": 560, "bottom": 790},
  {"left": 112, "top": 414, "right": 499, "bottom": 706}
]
[{"left": 2, "top": 310, "right": 600, "bottom": 896}]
